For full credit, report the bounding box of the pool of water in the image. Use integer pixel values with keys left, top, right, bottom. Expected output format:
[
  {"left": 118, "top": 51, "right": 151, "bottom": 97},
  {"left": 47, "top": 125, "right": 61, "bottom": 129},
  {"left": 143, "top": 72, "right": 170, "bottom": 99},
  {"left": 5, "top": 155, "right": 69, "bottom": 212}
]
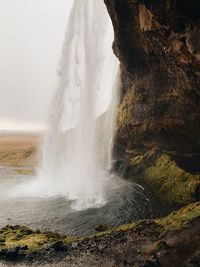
[{"left": 0, "top": 168, "right": 154, "bottom": 236}]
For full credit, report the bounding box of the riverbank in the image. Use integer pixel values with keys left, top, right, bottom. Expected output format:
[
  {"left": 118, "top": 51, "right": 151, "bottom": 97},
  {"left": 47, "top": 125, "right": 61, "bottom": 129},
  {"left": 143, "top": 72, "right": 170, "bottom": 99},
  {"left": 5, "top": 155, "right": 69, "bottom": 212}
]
[{"left": 0, "top": 202, "right": 199, "bottom": 266}]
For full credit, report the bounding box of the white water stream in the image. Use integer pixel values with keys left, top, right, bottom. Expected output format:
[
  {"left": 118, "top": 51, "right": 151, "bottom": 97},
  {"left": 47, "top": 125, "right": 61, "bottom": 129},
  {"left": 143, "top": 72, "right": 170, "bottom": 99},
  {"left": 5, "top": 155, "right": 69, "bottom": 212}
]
[{"left": 8, "top": 0, "right": 119, "bottom": 210}]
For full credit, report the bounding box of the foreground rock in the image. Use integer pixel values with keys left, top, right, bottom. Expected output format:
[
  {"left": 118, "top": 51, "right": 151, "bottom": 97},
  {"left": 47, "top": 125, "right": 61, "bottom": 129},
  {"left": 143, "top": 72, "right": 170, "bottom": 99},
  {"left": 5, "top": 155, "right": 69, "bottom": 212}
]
[{"left": 0, "top": 202, "right": 199, "bottom": 266}]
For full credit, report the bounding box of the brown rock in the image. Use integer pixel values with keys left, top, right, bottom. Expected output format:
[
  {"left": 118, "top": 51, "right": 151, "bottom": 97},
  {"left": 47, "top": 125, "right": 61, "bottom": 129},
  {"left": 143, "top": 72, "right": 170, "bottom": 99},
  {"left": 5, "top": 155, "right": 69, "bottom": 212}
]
[{"left": 104, "top": 0, "right": 200, "bottom": 156}]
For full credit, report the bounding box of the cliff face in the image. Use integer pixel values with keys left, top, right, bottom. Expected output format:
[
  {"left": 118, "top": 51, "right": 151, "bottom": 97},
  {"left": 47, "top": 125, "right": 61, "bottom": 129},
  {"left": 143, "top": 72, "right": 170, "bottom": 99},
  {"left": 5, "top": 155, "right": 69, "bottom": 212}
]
[
  {"left": 105, "top": 0, "right": 200, "bottom": 153},
  {"left": 104, "top": 0, "right": 200, "bottom": 205}
]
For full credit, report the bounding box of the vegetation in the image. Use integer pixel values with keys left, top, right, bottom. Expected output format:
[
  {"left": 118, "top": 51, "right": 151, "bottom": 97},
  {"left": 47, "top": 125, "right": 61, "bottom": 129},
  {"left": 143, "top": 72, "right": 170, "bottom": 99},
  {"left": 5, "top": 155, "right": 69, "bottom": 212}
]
[
  {"left": 156, "top": 202, "right": 200, "bottom": 231},
  {"left": 144, "top": 154, "right": 200, "bottom": 205},
  {"left": 129, "top": 150, "right": 200, "bottom": 206},
  {"left": 0, "top": 225, "right": 75, "bottom": 253},
  {"left": 0, "top": 202, "right": 199, "bottom": 254}
]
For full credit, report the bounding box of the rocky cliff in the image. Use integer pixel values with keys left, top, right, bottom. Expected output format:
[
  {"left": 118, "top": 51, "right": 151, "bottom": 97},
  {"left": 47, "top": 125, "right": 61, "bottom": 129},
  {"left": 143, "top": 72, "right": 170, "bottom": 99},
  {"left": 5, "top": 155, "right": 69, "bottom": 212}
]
[{"left": 104, "top": 0, "right": 200, "bottom": 206}]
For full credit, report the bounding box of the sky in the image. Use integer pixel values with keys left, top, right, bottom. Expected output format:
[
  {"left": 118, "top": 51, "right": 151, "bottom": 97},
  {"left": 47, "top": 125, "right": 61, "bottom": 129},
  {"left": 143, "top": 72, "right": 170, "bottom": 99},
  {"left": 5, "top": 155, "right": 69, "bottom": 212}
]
[{"left": 0, "top": 0, "right": 73, "bottom": 131}]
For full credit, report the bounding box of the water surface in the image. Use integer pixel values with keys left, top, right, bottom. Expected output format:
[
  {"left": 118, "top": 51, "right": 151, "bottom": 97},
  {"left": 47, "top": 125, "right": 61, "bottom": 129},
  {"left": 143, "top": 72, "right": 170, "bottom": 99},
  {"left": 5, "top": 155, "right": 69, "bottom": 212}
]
[{"left": 0, "top": 168, "right": 153, "bottom": 236}]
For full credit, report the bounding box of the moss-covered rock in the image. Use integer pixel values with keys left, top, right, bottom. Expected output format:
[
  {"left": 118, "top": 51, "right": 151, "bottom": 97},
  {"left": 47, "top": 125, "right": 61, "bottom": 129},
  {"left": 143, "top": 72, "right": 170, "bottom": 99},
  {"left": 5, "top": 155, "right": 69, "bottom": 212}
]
[
  {"left": 0, "top": 225, "right": 75, "bottom": 254},
  {"left": 144, "top": 154, "right": 200, "bottom": 205},
  {"left": 0, "top": 202, "right": 199, "bottom": 254},
  {"left": 119, "top": 149, "right": 200, "bottom": 206},
  {"left": 0, "top": 202, "right": 199, "bottom": 265},
  {"left": 95, "top": 224, "right": 109, "bottom": 232},
  {"left": 156, "top": 201, "right": 200, "bottom": 231}
]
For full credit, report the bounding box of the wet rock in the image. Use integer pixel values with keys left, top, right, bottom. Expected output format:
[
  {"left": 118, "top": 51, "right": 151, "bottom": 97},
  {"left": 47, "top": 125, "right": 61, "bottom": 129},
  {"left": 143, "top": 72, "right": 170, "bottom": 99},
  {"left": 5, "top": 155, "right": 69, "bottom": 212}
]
[
  {"left": 20, "top": 245, "right": 28, "bottom": 251},
  {"left": 97, "top": 244, "right": 106, "bottom": 251},
  {"left": 19, "top": 226, "right": 33, "bottom": 235},
  {"left": 5, "top": 247, "right": 20, "bottom": 260},
  {"left": 71, "top": 242, "right": 78, "bottom": 249},
  {"left": 12, "top": 225, "right": 21, "bottom": 230},
  {"left": 50, "top": 241, "right": 68, "bottom": 252},
  {"left": 25, "top": 251, "right": 40, "bottom": 262},
  {"left": 95, "top": 224, "right": 108, "bottom": 232},
  {"left": 0, "top": 248, "right": 6, "bottom": 259}
]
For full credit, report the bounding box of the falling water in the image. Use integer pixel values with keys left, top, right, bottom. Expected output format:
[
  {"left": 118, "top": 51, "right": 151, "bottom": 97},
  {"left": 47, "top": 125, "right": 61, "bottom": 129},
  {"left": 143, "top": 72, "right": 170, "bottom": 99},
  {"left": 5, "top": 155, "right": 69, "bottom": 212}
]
[
  {"left": 36, "top": 0, "right": 119, "bottom": 210},
  {"left": 0, "top": 0, "right": 157, "bottom": 232},
  {"left": 4, "top": 0, "right": 119, "bottom": 211}
]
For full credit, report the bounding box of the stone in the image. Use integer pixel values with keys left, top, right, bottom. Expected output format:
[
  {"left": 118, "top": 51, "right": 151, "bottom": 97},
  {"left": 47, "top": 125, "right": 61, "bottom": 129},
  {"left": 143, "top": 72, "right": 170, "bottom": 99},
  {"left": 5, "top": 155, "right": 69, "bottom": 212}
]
[
  {"left": 95, "top": 224, "right": 108, "bottom": 232},
  {"left": 50, "top": 241, "right": 68, "bottom": 252},
  {"left": 97, "top": 244, "right": 106, "bottom": 251},
  {"left": 5, "top": 247, "right": 20, "bottom": 260},
  {"left": 71, "top": 242, "right": 78, "bottom": 249},
  {"left": 139, "top": 4, "right": 153, "bottom": 32},
  {"left": 20, "top": 245, "right": 28, "bottom": 251}
]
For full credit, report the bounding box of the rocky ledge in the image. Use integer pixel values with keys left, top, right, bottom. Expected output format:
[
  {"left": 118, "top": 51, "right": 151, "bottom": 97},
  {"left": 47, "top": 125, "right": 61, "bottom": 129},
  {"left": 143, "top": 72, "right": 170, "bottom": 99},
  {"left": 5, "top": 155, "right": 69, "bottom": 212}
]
[{"left": 0, "top": 202, "right": 199, "bottom": 266}]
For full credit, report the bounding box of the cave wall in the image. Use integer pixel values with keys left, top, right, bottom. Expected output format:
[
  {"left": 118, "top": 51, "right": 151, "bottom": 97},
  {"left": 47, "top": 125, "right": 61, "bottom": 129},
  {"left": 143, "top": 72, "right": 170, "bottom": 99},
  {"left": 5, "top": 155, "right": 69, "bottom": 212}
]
[{"left": 104, "top": 0, "right": 200, "bottom": 156}]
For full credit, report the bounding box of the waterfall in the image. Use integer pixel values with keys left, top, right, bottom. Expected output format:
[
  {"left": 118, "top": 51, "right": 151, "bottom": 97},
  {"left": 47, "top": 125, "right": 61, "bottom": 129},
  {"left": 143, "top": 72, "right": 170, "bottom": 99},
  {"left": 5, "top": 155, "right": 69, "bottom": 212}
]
[{"left": 11, "top": 0, "right": 119, "bottom": 211}]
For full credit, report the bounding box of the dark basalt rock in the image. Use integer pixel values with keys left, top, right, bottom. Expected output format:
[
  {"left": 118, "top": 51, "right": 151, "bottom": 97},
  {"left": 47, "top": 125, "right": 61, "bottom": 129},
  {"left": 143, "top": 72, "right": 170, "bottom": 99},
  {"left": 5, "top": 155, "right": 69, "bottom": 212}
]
[
  {"left": 20, "top": 245, "right": 28, "bottom": 251},
  {"left": 104, "top": 0, "right": 200, "bottom": 156},
  {"left": 95, "top": 224, "right": 109, "bottom": 232},
  {"left": 4, "top": 247, "right": 20, "bottom": 260},
  {"left": 50, "top": 241, "right": 68, "bottom": 252}
]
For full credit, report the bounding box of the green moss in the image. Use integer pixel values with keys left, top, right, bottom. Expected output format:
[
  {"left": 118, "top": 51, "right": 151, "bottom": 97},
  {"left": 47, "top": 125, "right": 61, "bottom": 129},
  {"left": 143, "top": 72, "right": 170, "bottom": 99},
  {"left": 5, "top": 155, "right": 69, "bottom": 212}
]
[
  {"left": 156, "top": 202, "right": 200, "bottom": 231},
  {"left": 129, "top": 150, "right": 200, "bottom": 206},
  {"left": 0, "top": 203, "right": 199, "bottom": 255},
  {"left": 144, "top": 154, "right": 200, "bottom": 205},
  {"left": 0, "top": 225, "right": 76, "bottom": 253},
  {"left": 0, "top": 222, "right": 140, "bottom": 254},
  {"left": 80, "top": 222, "right": 138, "bottom": 241},
  {"left": 117, "top": 89, "right": 135, "bottom": 130},
  {"left": 131, "top": 148, "right": 157, "bottom": 173}
]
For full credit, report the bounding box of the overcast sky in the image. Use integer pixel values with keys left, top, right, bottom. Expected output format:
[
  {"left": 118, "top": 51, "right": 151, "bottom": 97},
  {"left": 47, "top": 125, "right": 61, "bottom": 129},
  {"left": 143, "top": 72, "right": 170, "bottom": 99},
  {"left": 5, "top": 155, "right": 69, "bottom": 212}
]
[{"left": 0, "top": 0, "right": 73, "bottom": 131}]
